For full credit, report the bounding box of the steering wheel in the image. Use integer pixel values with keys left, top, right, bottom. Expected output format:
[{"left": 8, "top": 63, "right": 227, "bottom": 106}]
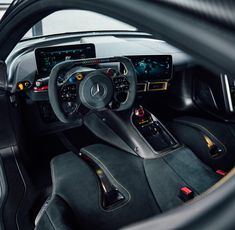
[{"left": 48, "top": 57, "right": 137, "bottom": 123}]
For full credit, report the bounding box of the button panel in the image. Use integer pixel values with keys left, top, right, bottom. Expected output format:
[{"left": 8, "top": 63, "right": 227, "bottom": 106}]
[
  {"left": 113, "top": 77, "right": 130, "bottom": 92},
  {"left": 60, "top": 84, "right": 77, "bottom": 102}
]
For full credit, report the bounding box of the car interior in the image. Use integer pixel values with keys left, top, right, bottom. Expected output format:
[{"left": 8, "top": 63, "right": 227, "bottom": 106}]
[{"left": 1, "top": 2, "right": 235, "bottom": 230}]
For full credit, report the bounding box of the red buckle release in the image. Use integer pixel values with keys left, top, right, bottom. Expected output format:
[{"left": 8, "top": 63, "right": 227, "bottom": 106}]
[
  {"left": 179, "top": 187, "right": 194, "bottom": 202},
  {"left": 181, "top": 187, "right": 192, "bottom": 195},
  {"left": 216, "top": 170, "right": 227, "bottom": 176}
]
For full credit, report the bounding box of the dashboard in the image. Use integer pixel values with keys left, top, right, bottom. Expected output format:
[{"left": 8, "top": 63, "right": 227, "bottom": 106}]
[
  {"left": 15, "top": 43, "right": 174, "bottom": 96},
  {"left": 5, "top": 32, "right": 235, "bottom": 135},
  {"left": 6, "top": 33, "right": 191, "bottom": 133}
]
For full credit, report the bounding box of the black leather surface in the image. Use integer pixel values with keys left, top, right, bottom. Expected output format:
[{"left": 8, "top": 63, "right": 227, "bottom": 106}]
[
  {"left": 123, "top": 174, "right": 235, "bottom": 230},
  {"left": 0, "top": 92, "right": 16, "bottom": 148},
  {"left": 144, "top": 156, "right": 185, "bottom": 211},
  {"left": 35, "top": 195, "right": 78, "bottom": 230},
  {"left": 48, "top": 62, "right": 80, "bottom": 124},
  {"left": 163, "top": 147, "right": 220, "bottom": 193},
  {"left": 168, "top": 116, "right": 235, "bottom": 170},
  {"left": 35, "top": 144, "right": 220, "bottom": 230},
  {"left": 0, "top": 61, "right": 7, "bottom": 90},
  {"left": 144, "top": 147, "right": 220, "bottom": 212},
  {"left": 49, "top": 147, "right": 159, "bottom": 230}
]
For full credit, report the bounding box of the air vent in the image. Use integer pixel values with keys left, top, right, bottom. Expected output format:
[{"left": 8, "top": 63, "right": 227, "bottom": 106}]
[{"left": 148, "top": 82, "right": 168, "bottom": 91}]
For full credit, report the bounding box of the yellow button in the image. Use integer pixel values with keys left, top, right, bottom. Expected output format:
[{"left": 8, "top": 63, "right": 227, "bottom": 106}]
[
  {"left": 18, "top": 83, "right": 24, "bottom": 90},
  {"left": 76, "top": 73, "right": 83, "bottom": 81},
  {"left": 24, "top": 81, "right": 30, "bottom": 87},
  {"left": 96, "top": 169, "right": 103, "bottom": 176}
]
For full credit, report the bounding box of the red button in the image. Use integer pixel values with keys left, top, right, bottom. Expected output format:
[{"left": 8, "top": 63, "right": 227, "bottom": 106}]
[
  {"left": 216, "top": 170, "right": 227, "bottom": 176},
  {"left": 181, "top": 187, "right": 193, "bottom": 195},
  {"left": 179, "top": 187, "right": 194, "bottom": 202},
  {"left": 34, "top": 86, "right": 49, "bottom": 91},
  {"left": 135, "top": 107, "right": 145, "bottom": 118}
]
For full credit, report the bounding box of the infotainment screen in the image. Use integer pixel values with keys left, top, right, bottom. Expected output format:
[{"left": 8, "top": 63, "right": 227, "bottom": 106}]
[
  {"left": 125, "top": 55, "right": 172, "bottom": 81},
  {"left": 35, "top": 44, "right": 96, "bottom": 76}
]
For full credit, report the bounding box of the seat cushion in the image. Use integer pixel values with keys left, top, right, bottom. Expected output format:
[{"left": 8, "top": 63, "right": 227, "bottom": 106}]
[
  {"left": 46, "top": 147, "right": 160, "bottom": 230},
  {"left": 35, "top": 195, "right": 78, "bottom": 230},
  {"left": 35, "top": 144, "right": 220, "bottom": 230}
]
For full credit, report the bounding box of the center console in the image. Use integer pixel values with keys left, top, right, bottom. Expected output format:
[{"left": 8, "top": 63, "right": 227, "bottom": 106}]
[
  {"left": 84, "top": 105, "right": 180, "bottom": 159},
  {"left": 132, "top": 106, "right": 178, "bottom": 152}
]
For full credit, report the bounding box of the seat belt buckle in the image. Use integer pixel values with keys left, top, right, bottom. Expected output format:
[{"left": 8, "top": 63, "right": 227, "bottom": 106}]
[
  {"left": 179, "top": 186, "right": 194, "bottom": 202},
  {"left": 216, "top": 170, "right": 227, "bottom": 176}
]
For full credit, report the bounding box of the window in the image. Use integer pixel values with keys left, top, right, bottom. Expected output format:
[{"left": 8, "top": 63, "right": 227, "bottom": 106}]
[{"left": 24, "top": 10, "right": 137, "bottom": 39}]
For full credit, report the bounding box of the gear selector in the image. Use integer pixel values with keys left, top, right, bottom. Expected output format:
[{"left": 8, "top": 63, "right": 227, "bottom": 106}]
[{"left": 133, "top": 106, "right": 178, "bottom": 152}]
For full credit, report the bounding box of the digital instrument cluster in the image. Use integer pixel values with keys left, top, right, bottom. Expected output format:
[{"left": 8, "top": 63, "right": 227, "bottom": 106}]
[{"left": 35, "top": 43, "right": 96, "bottom": 77}]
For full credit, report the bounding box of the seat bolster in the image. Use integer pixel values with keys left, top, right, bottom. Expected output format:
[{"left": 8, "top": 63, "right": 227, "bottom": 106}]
[{"left": 35, "top": 195, "right": 78, "bottom": 230}]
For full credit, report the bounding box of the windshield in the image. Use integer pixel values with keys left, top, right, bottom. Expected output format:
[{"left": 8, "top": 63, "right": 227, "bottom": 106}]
[
  {"left": 0, "top": 4, "right": 137, "bottom": 39},
  {"left": 26, "top": 10, "right": 137, "bottom": 38}
]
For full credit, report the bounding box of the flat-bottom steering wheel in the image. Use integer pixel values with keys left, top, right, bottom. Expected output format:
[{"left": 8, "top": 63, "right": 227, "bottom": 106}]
[{"left": 48, "top": 57, "right": 137, "bottom": 123}]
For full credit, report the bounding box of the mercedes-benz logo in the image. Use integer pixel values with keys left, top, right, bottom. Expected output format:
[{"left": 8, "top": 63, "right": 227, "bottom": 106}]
[
  {"left": 91, "top": 83, "right": 101, "bottom": 97},
  {"left": 90, "top": 83, "right": 105, "bottom": 98}
]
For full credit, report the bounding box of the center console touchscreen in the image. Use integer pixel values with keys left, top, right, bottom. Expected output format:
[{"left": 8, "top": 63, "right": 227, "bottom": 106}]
[{"left": 125, "top": 55, "right": 172, "bottom": 81}]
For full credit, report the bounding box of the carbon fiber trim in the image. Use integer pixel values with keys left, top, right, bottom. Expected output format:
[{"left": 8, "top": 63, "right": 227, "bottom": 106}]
[
  {"left": 158, "top": 0, "right": 235, "bottom": 30},
  {"left": 0, "top": 61, "right": 7, "bottom": 90}
]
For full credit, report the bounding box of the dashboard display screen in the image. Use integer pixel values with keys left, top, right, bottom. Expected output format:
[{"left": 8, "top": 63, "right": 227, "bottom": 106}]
[
  {"left": 126, "top": 55, "right": 172, "bottom": 81},
  {"left": 35, "top": 44, "right": 96, "bottom": 76}
]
